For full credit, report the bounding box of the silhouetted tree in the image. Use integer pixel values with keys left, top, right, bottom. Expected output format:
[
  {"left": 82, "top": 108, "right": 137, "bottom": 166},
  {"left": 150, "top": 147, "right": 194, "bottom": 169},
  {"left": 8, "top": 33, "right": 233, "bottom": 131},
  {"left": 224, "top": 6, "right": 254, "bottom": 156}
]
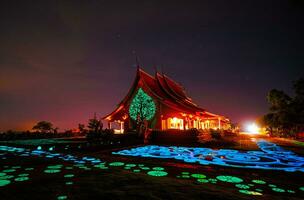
[
  {"left": 87, "top": 113, "right": 103, "bottom": 133},
  {"left": 263, "top": 78, "right": 304, "bottom": 137},
  {"left": 292, "top": 78, "right": 304, "bottom": 133},
  {"left": 32, "top": 121, "right": 54, "bottom": 133},
  {"left": 52, "top": 127, "right": 59, "bottom": 134},
  {"left": 78, "top": 123, "right": 86, "bottom": 134},
  {"left": 267, "top": 89, "right": 291, "bottom": 112}
]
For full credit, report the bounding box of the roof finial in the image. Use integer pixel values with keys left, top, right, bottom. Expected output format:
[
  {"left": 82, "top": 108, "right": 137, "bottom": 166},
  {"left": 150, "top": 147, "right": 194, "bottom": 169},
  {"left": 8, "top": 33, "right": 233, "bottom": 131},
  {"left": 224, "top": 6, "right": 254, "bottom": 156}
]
[
  {"left": 153, "top": 65, "right": 158, "bottom": 74},
  {"left": 161, "top": 64, "right": 165, "bottom": 75},
  {"left": 135, "top": 55, "right": 140, "bottom": 69},
  {"left": 132, "top": 50, "right": 140, "bottom": 70}
]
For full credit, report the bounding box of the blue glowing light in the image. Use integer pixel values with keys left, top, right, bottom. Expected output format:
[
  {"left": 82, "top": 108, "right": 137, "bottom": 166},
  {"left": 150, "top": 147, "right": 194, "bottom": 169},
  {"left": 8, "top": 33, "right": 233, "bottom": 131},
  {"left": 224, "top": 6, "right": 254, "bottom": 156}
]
[
  {"left": 112, "top": 140, "right": 304, "bottom": 172},
  {"left": 0, "top": 145, "right": 102, "bottom": 165}
]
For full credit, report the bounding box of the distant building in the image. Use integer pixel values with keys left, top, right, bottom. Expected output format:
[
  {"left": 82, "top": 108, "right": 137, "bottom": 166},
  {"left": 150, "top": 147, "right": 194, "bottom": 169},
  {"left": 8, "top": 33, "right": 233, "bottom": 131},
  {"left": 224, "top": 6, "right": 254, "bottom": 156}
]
[{"left": 103, "top": 67, "right": 230, "bottom": 133}]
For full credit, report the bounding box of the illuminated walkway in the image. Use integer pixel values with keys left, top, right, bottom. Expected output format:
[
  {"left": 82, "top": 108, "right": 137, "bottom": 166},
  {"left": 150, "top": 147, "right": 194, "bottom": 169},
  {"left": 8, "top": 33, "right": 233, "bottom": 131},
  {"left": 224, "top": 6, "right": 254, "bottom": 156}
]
[{"left": 112, "top": 140, "right": 304, "bottom": 172}]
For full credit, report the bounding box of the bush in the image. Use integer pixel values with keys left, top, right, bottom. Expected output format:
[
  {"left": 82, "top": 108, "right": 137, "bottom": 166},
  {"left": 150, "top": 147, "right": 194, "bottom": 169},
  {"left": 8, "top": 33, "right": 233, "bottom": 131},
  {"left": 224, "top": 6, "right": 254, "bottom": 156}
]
[
  {"left": 210, "top": 129, "right": 222, "bottom": 140},
  {"left": 150, "top": 129, "right": 199, "bottom": 145},
  {"left": 86, "top": 129, "right": 114, "bottom": 142}
]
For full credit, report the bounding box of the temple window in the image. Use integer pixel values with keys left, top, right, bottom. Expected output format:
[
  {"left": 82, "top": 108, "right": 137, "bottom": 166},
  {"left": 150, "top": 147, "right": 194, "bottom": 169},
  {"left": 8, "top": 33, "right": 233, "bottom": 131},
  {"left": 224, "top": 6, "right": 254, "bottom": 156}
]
[{"left": 167, "top": 117, "right": 184, "bottom": 130}]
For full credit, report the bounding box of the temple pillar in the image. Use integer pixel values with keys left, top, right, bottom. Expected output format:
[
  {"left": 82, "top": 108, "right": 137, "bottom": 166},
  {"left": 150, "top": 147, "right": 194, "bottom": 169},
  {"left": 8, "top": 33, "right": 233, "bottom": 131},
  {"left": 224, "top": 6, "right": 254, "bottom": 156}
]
[
  {"left": 218, "top": 118, "right": 221, "bottom": 129},
  {"left": 120, "top": 121, "right": 124, "bottom": 133}
]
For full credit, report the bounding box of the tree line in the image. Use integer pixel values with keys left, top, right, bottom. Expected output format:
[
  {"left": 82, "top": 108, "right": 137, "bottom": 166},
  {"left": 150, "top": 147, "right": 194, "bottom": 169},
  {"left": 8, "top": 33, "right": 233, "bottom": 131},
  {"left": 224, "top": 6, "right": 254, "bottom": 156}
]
[
  {"left": 0, "top": 114, "right": 107, "bottom": 139},
  {"left": 263, "top": 78, "right": 304, "bottom": 137}
]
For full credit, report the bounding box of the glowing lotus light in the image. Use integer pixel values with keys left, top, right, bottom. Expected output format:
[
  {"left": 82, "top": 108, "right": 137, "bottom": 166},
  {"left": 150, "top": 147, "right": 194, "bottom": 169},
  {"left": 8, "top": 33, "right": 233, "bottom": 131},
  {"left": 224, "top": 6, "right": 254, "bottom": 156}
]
[{"left": 246, "top": 123, "right": 260, "bottom": 134}]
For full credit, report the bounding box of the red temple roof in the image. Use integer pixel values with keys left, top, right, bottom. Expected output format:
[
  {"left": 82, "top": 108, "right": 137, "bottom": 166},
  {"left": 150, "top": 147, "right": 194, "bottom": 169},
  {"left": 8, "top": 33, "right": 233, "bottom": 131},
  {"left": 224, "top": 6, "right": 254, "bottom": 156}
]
[{"left": 103, "top": 67, "right": 229, "bottom": 122}]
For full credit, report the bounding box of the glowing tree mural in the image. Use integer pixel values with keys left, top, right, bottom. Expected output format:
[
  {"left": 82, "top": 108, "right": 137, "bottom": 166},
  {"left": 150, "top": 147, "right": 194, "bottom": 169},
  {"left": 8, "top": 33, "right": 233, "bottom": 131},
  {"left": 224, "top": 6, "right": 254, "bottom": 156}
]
[{"left": 129, "top": 88, "right": 156, "bottom": 124}]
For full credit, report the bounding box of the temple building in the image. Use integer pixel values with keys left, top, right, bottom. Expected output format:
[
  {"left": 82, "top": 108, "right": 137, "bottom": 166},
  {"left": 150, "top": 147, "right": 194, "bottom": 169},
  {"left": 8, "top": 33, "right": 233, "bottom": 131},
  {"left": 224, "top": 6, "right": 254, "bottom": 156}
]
[{"left": 103, "top": 67, "right": 230, "bottom": 133}]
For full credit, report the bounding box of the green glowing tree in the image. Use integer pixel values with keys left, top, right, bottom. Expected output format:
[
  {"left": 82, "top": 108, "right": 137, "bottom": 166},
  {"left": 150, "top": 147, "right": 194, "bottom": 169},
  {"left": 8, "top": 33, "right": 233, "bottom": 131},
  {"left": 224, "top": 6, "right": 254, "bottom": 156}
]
[{"left": 129, "top": 88, "right": 156, "bottom": 123}]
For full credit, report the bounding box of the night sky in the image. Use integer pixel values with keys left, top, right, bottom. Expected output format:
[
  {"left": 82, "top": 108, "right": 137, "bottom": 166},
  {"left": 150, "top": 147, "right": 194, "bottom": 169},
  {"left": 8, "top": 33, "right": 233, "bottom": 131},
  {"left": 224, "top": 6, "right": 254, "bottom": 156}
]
[{"left": 0, "top": 1, "right": 303, "bottom": 131}]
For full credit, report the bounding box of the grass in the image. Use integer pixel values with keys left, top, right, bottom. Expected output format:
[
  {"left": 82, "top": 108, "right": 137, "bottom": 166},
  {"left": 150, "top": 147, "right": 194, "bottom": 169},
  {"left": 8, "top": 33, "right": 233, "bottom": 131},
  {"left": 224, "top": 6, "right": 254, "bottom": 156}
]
[
  {"left": 0, "top": 136, "right": 303, "bottom": 200},
  {"left": 0, "top": 156, "right": 284, "bottom": 200}
]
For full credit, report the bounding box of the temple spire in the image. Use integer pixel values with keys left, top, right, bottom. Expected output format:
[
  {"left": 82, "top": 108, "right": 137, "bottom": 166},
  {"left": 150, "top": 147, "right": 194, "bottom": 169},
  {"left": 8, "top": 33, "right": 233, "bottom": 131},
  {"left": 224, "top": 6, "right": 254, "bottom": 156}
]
[
  {"left": 160, "top": 64, "right": 165, "bottom": 75},
  {"left": 153, "top": 65, "right": 158, "bottom": 75},
  {"left": 135, "top": 55, "right": 140, "bottom": 68},
  {"left": 132, "top": 50, "right": 141, "bottom": 69}
]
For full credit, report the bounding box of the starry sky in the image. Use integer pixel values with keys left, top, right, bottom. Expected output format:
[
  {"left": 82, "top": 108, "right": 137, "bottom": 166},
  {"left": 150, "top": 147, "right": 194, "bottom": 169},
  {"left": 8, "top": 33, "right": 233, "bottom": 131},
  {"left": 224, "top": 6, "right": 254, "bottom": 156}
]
[{"left": 0, "top": 0, "right": 303, "bottom": 131}]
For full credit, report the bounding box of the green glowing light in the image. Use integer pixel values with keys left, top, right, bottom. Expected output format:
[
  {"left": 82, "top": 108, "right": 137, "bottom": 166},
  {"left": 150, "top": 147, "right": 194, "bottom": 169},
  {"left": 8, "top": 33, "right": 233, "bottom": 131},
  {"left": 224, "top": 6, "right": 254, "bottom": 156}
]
[
  {"left": 239, "top": 190, "right": 262, "bottom": 196},
  {"left": 44, "top": 169, "right": 61, "bottom": 173},
  {"left": 0, "top": 180, "right": 11, "bottom": 187},
  {"left": 12, "top": 166, "right": 21, "bottom": 169},
  {"left": 235, "top": 184, "right": 250, "bottom": 189},
  {"left": 197, "top": 179, "right": 209, "bottom": 183},
  {"left": 140, "top": 167, "right": 150, "bottom": 170},
  {"left": 64, "top": 174, "right": 74, "bottom": 178},
  {"left": 133, "top": 169, "right": 141, "bottom": 173},
  {"left": 65, "top": 181, "right": 73, "bottom": 185},
  {"left": 181, "top": 175, "right": 190, "bottom": 179},
  {"left": 25, "top": 168, "right": 34, "bottom": 171},
  {"left": 268, "top": 184, "right": 277, "bottom": 188},
  {"left": 191, "top": 174, "right": 206, "bottom": 179},
  {"left": 65, "top": 167, "right": 73, "bottom": 170},
  {"left": 57, "top": 195, "right": 68, "bottom": 200},
  {"left": 109, "top": 162, "right": 125, "bottom": 167},
  {"left": 0, "top": 175, "right": 14, "bottom": 180},
  {"left": 0, "top": 173, "right": 6, "bottom": 177},
  {"left": 94, "top": 164, "right": 106, "bottom": 168},
  {"left": 129, "top": 88, "right": 156, "bottom": 121},
  {"left": 181, "top": 172, "right": 189, "bottom": 175},
  {"left": 14, "top": 177, "right": 29, "bottom": 182},
  {"left": 152, "top": 167, "right": 164, "bottom": 171},
  {"left": 299, "top": 187, "right": 304, "bottom": 191},
  {"left": 47, "top": 165, "right": 63, "bottom": 169},
  {"left": 94, "top": 164, "right": 105, "bottom": 167},
  {"left": 125, "top": 164, "right": 137, "bottom": 167},
  {"left": 147, "top": 171, "right": 168, "bottom": 177},
  {"left": 2, "top": 169, "right": 15, "bottom": 173},
  {"left": 255, "top": 189, "right": 263, "bottom": 192},
  {"left": 287, "top": 190, "right": 295, "bottom": 193},
  {"left": 98, "top": 166, "right": 109, "bottom": 170},
  {"left": 252, "top": 180, "right": 266, "bottom": 184},
  {"left": 18, "top": 174, "right": 29, "bottom": 177},
  {"left": 216, "top": 175, "right": 243, "bottom": 183},
  {"left": 208, "top": 178, "right": 217, "bottom": 183},
  {"left": 272, "top": 188, "right": 285, "bottom": 193}
]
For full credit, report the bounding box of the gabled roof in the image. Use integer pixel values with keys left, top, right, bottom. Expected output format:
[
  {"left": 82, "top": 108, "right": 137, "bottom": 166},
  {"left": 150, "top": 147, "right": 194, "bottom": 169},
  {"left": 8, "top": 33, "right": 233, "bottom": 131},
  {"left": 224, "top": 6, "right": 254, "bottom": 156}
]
[
  {"left": 155, "top": 72, "right": 204, "bottom": 112},
  {"left": 103, "top": 67, "right": 228, "bottom": 121}
]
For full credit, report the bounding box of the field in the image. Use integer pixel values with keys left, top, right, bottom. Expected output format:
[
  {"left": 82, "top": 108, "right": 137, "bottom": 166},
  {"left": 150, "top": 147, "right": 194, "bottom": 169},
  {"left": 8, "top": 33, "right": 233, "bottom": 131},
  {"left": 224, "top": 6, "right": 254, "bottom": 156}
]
[{"left": 0, "top": 135, "right": 303, "bottom": 200}]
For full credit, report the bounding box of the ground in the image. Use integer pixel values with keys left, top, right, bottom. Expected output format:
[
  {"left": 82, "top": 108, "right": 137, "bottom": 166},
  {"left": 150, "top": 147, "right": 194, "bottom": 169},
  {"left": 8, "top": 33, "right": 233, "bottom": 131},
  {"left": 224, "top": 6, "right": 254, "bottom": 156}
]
[{"left": 0, "top": 135, "right": 303, "bottom": 200}]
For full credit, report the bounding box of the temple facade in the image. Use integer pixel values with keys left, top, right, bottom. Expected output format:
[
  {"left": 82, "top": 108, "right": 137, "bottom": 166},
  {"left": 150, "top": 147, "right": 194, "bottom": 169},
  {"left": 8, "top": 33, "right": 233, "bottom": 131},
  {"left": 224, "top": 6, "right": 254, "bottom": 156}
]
[{"left": 103, "top": 68, "right": 230, "bottom": 133}]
